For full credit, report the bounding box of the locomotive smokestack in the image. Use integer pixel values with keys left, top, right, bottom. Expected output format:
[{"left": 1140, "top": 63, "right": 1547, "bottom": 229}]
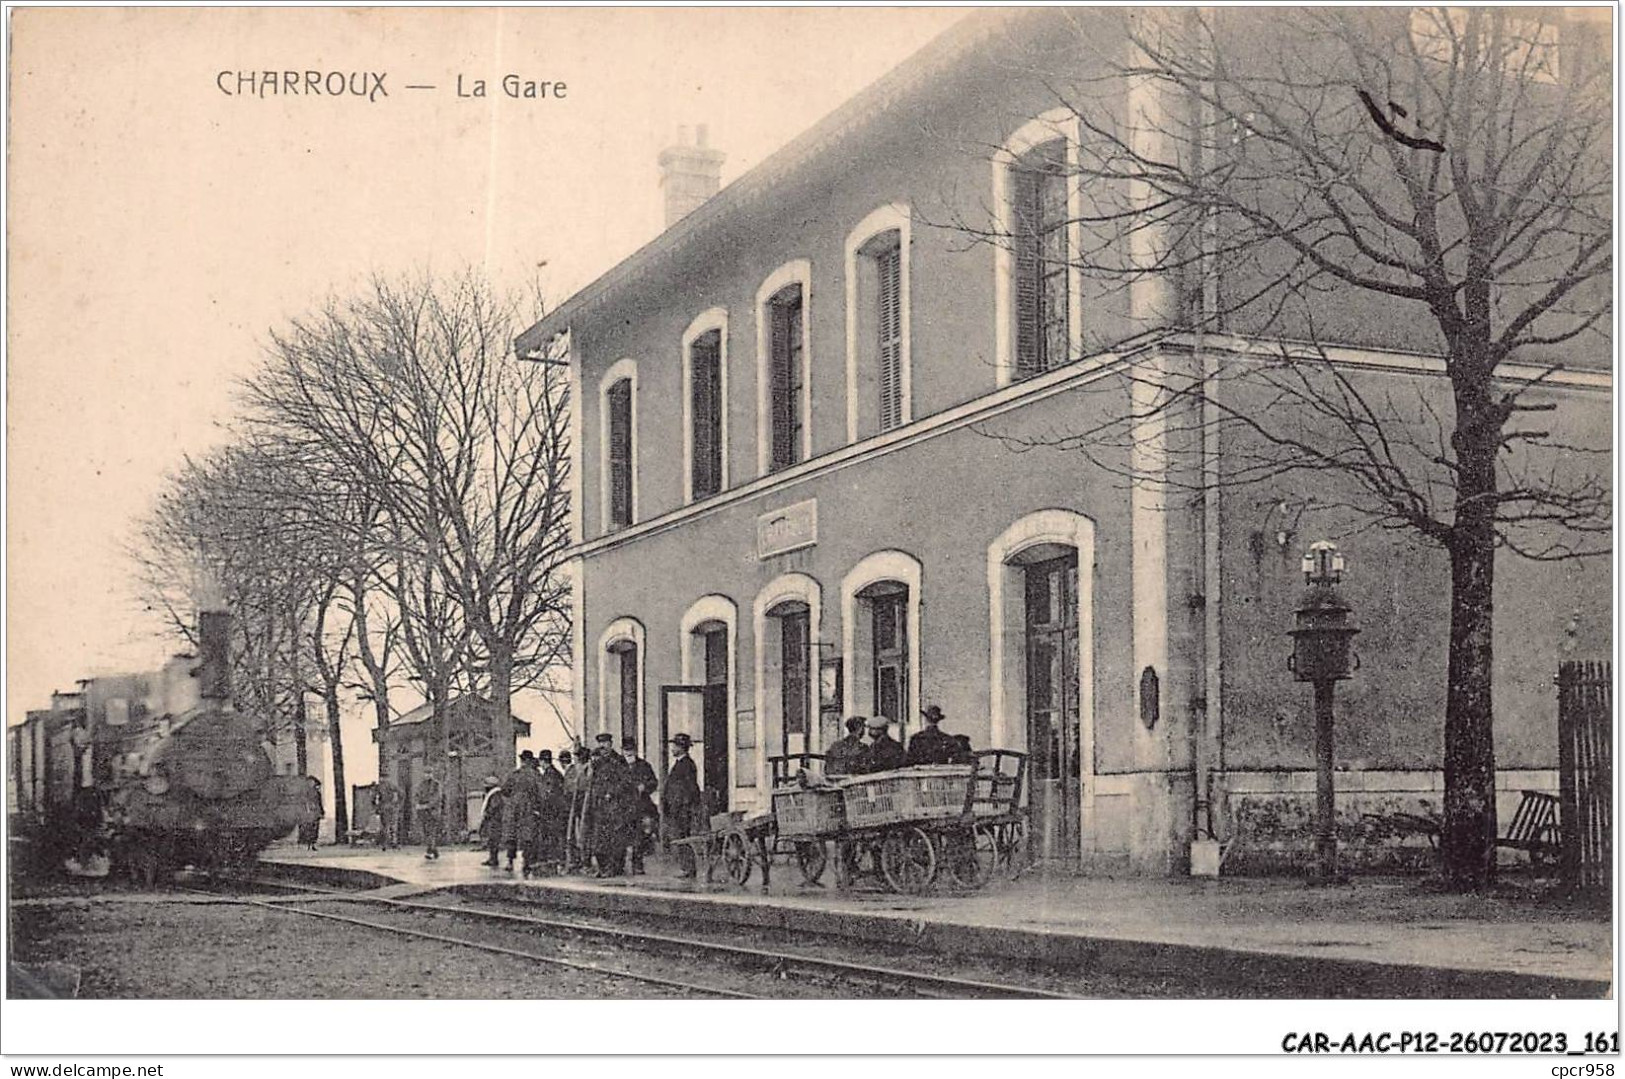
[{"left": 197, "top": 609, "right": 231, "bottom": 702}]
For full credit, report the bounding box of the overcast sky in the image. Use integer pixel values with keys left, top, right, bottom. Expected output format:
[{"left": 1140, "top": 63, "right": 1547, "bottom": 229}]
[{"left": 6, "top": 7, "right": 968, "bottom": 773}]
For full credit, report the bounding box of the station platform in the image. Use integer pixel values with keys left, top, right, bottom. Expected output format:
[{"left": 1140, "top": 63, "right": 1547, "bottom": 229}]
[{"left": 261, "top": 843, "right": 1612, "bottom": 997}]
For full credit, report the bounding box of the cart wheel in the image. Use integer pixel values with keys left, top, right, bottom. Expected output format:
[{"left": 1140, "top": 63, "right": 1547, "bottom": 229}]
[
  {"left": 794, "top": 841, "right": 827, "bottom": 886},
  {"left": 879, "top": 826, "right": 937, "bottom": 895},
  {"left": 944, "top": 824, "right": 997, "bottom": 890},
  {"left": 996, "top": 820, "right": 1029, "bottom": 880},
  {"left": 721, "top": 832, "right": 752, "bottom": 886}
]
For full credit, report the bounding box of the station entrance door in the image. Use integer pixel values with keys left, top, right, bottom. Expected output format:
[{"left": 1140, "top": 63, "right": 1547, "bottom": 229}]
[
  {"left": 659, "top": 683, "right": 729, "bottom": 814},
  {"left": 1024, "top": 551, "right": 1081, "bottom": 860}
]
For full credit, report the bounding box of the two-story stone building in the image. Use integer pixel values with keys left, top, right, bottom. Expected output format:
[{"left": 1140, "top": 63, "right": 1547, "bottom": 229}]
[{"left": 518, "top": 9, "right": 1610, "bottom": 873}]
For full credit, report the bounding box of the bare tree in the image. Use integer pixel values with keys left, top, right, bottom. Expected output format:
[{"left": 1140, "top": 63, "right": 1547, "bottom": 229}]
[
  {"left": 953, "top": 8, "right": 1610, "bottom": 888},
  {"left": 241, "top": 270, "right": 574, "bottom": 773}
]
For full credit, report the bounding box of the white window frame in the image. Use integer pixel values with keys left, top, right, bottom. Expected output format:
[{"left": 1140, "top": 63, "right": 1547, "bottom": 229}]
[
  {"left": 681, "top": 308, "right": 730, "bottom": 505},
  {"left": 598, "top": 357, "right": 639, "bottom": 534},
  {"left": 843, "top": 204, "right": 913, "bottom": 443},
  {"left": 840, "top": 549, "right": 923, "bottom": 749},
  {"left": 992, "top": 109, "right": 1084, "bottom": 388},
  {"left": 755, "top": 259, "right": 814, "bottom": 477},
  {"left": 596, "top": 616, "right": 647, "bottom": 749}
]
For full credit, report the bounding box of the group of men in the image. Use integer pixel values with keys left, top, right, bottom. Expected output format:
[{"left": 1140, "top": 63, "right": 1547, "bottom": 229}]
[
  {"left": 387, "top": 705, "right": 967, "bottom": 877},
  {"left": 824, "top": 705, "right": 970, "bottom": 777},
  {"left": 477, "top": 732, "right": 668, "bottom": 878}
]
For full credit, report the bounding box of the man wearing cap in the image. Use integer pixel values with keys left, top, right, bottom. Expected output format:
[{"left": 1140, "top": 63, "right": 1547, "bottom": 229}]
[
  {"left": 558, "top": 750, "right": 582, "bottom": 871},
  {"left": 825, "top": 716, "right": 869, "bottom": 777},
  {"left": 501, "top": 750, "right": 545, "bottom": 875},
  {"left": 864, "top": 717, "right": 906, "bottom": 773},
  {"left": 906, "top": 705, "right": 960, "bottom": 766},
  {"left": 660, "top": 733, "right": 703, "bottom": 878},
  {"left": 534, "top": 750, "right": 568, "bottom": 875},
  {"left": 477, "top": 774, "right": 506, "bottom": 868},
  {"left": 622, "top": 737, "right": 659, "bottom": 875}
]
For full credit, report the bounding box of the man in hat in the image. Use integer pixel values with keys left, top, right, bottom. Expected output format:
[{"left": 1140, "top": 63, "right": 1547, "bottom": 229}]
[
  {"left": 569, "top": 741, "right": 595, "bottom": 872},
  {"left": 534, "top": 750, "right": 568, "bottom": 875},
  {"left": 864, "top": 716, "right": 906, "bottom": 773},
  {"left": 582, "top": 733, "right": 635, "bottom": 877},
  {"left": 660, "top": 733, "right": 703, "bottom": 878},
  {"left": 557, "top": 749, "right": 582, "bottom": 871},
  {"left": 825, "top": 716, "right": 869, "bottom": 777},
  {"left": 415, "top": 769, "right": 445, "bottom": 860},
  {"left": 907, "top": 705, "right": 960, "bottom": 766},
  {"left": 501, "top": 750, "right": 545, "bottom": 875},
  {"left": 477, "top": 774, "right": 506, "bottom": 867},
  {"left": 622, "top": 737, "right": 659, "bottom": 874}
]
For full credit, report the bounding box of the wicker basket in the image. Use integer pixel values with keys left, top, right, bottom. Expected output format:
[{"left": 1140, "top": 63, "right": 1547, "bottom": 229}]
[
  {"left": 841, "top": 765, "right": 973, "bottom": 829},
  {"left": 773, "top": 786, "right": 846, "bottom": 838}
]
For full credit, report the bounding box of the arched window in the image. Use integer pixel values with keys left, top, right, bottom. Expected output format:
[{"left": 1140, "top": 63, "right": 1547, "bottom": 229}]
[
  {"left": 755, "top": 261, "right": 812, "bottom": 476},
  {"left": 750, "top": 572, "right": 822, "bottom": 803},
  {"left": 597, "top": 618, "right": 646, "bottom": 751},
  {"left": 682, "top": 309, "right": 729, "bottom": 502},
  {"left": 598, "top": 359, "right": 639, "bottom": 532},
  {"left": 840, "top": 550, "right": 923, "bottom": 749},
  {"left": 844, "top": 204, "right": 912, "bottom": 442},
  {"left": 993, "top": 111, "right": 1083, "bottom": 387}
]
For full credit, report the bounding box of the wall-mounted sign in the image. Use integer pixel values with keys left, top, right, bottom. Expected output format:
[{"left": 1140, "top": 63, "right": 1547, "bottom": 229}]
[{"left": 757, "top": 499, "right": 817, "bottom": 560}]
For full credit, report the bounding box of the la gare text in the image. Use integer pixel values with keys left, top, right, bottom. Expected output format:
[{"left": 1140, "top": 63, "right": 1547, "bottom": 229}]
[{"left": 216, "top": 71, "right": 567, "bottom": 102}]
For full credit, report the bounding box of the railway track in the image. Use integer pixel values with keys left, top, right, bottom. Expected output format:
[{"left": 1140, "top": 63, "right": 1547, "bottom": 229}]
[{"left": 200, "top": 876, "right": 1071, "bottom": 999}]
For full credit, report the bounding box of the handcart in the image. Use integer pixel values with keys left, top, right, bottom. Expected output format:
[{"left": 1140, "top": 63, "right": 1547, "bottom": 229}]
[
  {"left": 667, "top": 809, "right": 777, "bottom": 889},
  {"left": 772, "top": 749, "right": 1028, "bottom": 895}
]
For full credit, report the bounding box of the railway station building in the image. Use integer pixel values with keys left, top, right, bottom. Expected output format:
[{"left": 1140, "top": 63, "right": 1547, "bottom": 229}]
[{"left": 517, "top": 9, "right": 1611, "bottom": 874}]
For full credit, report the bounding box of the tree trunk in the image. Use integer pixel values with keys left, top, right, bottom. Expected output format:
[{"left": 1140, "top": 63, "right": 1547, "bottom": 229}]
[
  {"left": 325, "top": 684, "right": 349, "bottom": 843},
  {"left": 489, "top": 651, "right": 516, "bottom": 767},
  {"left": 1440, "top": 396, "right": 1500, "bottom": 889},
  {"left": 293, "top": 692, "right": 309, "bottom": 776}
]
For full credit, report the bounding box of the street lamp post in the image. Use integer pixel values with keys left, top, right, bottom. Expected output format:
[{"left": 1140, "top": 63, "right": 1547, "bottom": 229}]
[{"left": 1288, "top": 542, "right": 1359, "bottom": 883}]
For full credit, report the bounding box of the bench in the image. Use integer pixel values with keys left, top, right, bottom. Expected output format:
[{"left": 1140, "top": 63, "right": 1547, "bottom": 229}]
[{"left": 1496, "top": 789, "right": 1561, "bottom": 866}]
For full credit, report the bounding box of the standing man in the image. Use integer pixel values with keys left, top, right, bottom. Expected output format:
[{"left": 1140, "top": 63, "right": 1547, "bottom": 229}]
[
  {"left": 416, "top": 769, "right": 445, "bottom": 861},
  {"left": 660, "top": 733, "right": 703, "bottom": 879},
  {"left": 558, "top": 750, "right": 582, "bottom": 872},
  {"left": 535, "top": 749, "right": 568, "bottom": 875},
  {"left": 570, "top": 742, "right": 595, "bottom": 873},
  {"left": 477, "top": 775, "right": 506, "bottom": 868},
  {"left": 864, "top": 717, "right": 906, "bottom": 772},
  {"left": 825, "top": 716, "right": 869, "bottom": 777},
  {"left": 376, "top": 779, "right": 402, "bottom": 850},
  {"left": 906, "top": 705, "right": 959, "bottom": 766},
  {"left": 623, "top": 737, "right": 659, "bottom": 875},
  {"left": 584, "top": 733, "right": 634, "bottom": 877},
  {"left": 501, "top": 751, "right": 545, "bottom": 876}
]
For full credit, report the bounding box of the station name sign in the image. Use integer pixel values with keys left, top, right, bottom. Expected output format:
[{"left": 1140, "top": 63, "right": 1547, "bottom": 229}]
[{"left": 757, "top": 499, "right": 817, "bottom": 560}]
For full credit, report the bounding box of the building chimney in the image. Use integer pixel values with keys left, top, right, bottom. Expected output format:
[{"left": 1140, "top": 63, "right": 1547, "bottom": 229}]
[
  {"left": 657, "top": 123, "right": 725, "bottom": 229},
  {"left": 197, "top": 609, "right": 232, "bottom": 702}
]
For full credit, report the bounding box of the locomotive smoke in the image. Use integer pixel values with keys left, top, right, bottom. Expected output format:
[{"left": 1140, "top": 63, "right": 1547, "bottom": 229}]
[{"left": 197, "top": 609, "right": 231, "bottom": 701}]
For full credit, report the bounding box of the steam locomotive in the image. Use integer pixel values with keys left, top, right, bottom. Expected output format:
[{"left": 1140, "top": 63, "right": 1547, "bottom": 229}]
[{"left": 7, "top": 610, "right": 318, "bottom": 884}]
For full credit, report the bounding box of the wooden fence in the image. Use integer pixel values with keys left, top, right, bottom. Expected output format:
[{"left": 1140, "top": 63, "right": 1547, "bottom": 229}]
[{"left": 1556, "top": 660, "right": 1612, "bottom": 894}]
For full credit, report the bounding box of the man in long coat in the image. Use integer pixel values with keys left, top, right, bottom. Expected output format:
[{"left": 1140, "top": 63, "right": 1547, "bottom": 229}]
[
  {"left": 535, "top": 749, "right": 568, "bottom": 875},
  {"left": 660, "top": 733, "right": 703, "bottom": 878},
  {"left": 582, "top": 733, "right": 636, "bottom": 877},
  {"left": 864, "top": 717, "right": 906, "bottom": 772},
  {"left": 622, "top": 737, "right": 659, "bottom": 875},
  {"left": 501, "top": 751, "right": 545, "bottom": 876},
  {"left": 477, "top": 775, "right": 506, "bottom": 867}
]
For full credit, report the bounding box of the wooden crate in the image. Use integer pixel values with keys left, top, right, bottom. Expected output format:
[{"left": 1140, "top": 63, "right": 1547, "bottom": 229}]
[
  {"left": 773, "top": 786, "right": 846, "bottom": 838},
  {"left": 842, "top": 765, "right": 973, "bottom": 829}
]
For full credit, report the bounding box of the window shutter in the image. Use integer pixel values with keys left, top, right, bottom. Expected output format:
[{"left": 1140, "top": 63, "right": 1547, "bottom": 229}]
[
  {"left": 608, "top": 379, "right": 632, "bottom": 527},
  {"left": 877, "top": 243, "right": 903, "bottom": 431},
  {"left": 1013, "top": 169, "right": 1043, "bottom": 381},
  {"left": 690, "top": 331, "right": 722, "bottom": 498},
  {"left": 769, "top": 289, "right": 802, "bottom": 471}
]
